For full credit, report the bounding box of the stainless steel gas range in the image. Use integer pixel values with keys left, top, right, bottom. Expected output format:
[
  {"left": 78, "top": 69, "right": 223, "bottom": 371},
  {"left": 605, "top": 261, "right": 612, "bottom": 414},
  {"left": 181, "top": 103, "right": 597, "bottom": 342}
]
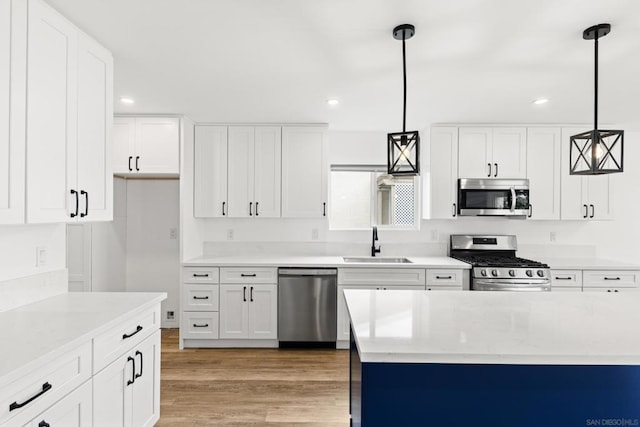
[{"left": 450, "top": 235, "right": 551, "bottom": 291}]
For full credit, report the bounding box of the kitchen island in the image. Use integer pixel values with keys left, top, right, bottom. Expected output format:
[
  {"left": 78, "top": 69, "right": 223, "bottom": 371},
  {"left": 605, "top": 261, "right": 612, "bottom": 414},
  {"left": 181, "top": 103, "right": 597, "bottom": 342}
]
[{"left": 345, "top": 289, "right": 640, "bottom": 427}]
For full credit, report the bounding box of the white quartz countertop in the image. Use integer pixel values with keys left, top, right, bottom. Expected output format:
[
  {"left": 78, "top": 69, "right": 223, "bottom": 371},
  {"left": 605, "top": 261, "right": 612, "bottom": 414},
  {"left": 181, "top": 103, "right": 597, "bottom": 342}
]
[
  {"left": 0, "top": 292, "right": 166, "bottom": 386},
  {"left": 345, "top": 289, "right": 640, "bottom": 365},
  {"left": 183, "top": 255, "right": 471, "bottom": 269},
  {"left": 540, "top": 257, "right": 640, "bottom": 270}
]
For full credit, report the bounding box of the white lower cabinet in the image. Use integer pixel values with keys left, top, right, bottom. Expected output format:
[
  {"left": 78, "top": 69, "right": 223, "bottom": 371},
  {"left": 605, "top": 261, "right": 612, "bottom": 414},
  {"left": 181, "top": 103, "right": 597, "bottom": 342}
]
[
  {"left": 93, "top": 330, "right": 160, "bottom": 427},
  {"left": 582, "top": 270, "right": 640, "bottom": 293},
  {"left": 550, "top": 269, "right": 583, "bottom": 292},
  {"left": 219, "top": 284, "right": 278, "bottom": 339},
  {"left": 24, "top": 380, "right": 92, "bottom": 427}
]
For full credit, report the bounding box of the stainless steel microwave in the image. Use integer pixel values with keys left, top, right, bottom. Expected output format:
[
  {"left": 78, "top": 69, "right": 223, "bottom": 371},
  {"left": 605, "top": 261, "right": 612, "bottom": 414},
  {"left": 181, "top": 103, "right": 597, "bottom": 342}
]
[{"left": 457, "top": 178, "right": 530, "bottom": 216}]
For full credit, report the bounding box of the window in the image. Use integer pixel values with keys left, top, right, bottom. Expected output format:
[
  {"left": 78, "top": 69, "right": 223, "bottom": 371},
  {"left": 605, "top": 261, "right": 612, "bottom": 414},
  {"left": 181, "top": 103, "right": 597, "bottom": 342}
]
[{"left": 329, "top": 165, "right": 419, "bottom": 230}]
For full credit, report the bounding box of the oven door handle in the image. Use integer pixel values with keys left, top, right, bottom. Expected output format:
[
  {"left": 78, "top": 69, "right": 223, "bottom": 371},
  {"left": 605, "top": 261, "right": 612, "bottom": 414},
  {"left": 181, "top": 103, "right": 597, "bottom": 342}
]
[
  {"left": 473, "top": 280, "right": 550, "bottom": 292},
  {"left": 510, "top": 187, "right": 516, "bottom": 212}
]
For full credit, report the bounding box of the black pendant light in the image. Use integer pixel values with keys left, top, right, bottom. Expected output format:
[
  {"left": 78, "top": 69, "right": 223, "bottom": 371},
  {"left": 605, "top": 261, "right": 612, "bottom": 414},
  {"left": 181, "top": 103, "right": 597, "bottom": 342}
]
[
  {"left": 387, "top": 24, "right": 420, "bottom": 176},
  {"left": 569, "top": 23, "right": 624, "bottom": 175}
]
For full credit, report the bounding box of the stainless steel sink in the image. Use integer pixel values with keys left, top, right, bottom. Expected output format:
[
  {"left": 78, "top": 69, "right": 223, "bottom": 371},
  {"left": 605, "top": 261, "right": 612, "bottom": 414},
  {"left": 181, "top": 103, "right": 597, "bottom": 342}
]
[{"left": 343, "top": 257, "right": 413, "bottom": 264}]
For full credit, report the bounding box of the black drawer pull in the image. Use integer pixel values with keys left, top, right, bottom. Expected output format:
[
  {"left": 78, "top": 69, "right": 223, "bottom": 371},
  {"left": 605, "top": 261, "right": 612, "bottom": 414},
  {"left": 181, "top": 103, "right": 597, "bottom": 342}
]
[
  {"left": 38, "top": 421, "right": 50, "bottom": 427},
  {"left": 10, "top": 382, "right": 52, "bottom": 411},
  {"left": 193, "top": 296, "right": 209, "bottom": 300},
  {"left": 604, "top": 277, "right": 621, "bottom": 281},
  {"left": 192, "top": 273, "right": 209, "bottom": 278},
  {"left": 127, "top": 356, "right": 135, "bottom": 386},
  {"left": 122, "top": 325, "right": 143, "bottom": 340},
  {"left": 240, "top": 273, "right": 257, "bottom": 277},
  {"left": 435, "top": 276, "right": 452, "bottom": 280},
  {"left": 555, "top": 277, "right": 572, "bottom": 280},
  {"left": 193, "top": 323, "right": 209, "bottom": 328}
]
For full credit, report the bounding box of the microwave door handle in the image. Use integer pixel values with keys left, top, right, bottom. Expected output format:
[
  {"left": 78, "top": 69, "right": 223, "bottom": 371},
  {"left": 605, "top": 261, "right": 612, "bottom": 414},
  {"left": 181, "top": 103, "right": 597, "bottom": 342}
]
[{"left": 510, "top": 187, "right": 516, "bottom": 212}]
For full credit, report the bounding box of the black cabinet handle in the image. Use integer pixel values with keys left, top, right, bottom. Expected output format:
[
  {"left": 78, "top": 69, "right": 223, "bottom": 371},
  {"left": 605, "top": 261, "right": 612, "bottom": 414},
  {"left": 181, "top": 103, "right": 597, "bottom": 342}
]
[
  {"left": 241, "top": 273, "right": 257, "bottom": 277},
  {"left": 249, "top": 202, "right": 253, "bottom": 216},
  {"left": 127, "top": 356, "right": 135, "bottom": 386},
  {"left": 70, "top": 189, "right": 79, "bottom": 218},
  {"left": 555, "top": 277, "right": 572, "bottom": 280},
  {"left": 193, "top": 296, "right": 209, "bottom": 300},
  {"left": 250, "top": 286, "right": 254, "bottom": 302},
  {"left": 528, "top": 204, "right": 533, "bottom": 218},
  {"left": 452, "top": 203, "right": 456, "bottom": 217},
  {"left": 255, "top": 202, "right": 259, "bottom": 216},
  {"left": 135, "top": 156, "right": 140, "bottom": 171},
  {"left": 222, "top": 201, "right": 226, "bottom": 216},
  {"left": 122, "top": 325, "right": 143, "bottom": 340},
  {"left": 322, "top": 202, "right": 326, "bottom": 217},
  {"left": 494, "top": 163, "right": 498, "bottom": 177},
  {"left": 487, "top": 163, "right": 491, "bottom": 178},
  {"left": 243, "top": 286, "right": 247, "bottom": 302},
  {"left": 135, "top": 350, "right": 143, "bottom": 379},
  {"left": 590, "top": 204, "right": 595, "bottom": 218},
  {"left": 192, "top": 273, "right": 209, "bottom": 278},
  {"left": 583, "top": 204, "right": 588, "bottom": 218},
  {"left": 128, "top": 156, "right": 133, "bottom": 172},
  {"left": 9, "top": 382, "right": 52, "bottom": 411},
  {"left": 193, "top": 323, "right": 209, "bottom": 328},
  {"left": 38, "top": 421, "right": 50, "bottom": 427},
  {"left": 436, "top": 276, "right": 452, "bottom": 280},
  {"left": 604, "top": 277, "right": 621, "bottom": 281},
  {"left": 80, "top": 190, "right": 88, "bottom": 217}
]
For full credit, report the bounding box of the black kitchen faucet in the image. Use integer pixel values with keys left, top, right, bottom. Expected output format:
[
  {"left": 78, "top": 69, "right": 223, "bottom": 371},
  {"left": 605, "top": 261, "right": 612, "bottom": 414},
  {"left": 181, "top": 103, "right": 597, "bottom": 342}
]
[{"left": 371, "top": 226, "right": 381, "bottom": 257}]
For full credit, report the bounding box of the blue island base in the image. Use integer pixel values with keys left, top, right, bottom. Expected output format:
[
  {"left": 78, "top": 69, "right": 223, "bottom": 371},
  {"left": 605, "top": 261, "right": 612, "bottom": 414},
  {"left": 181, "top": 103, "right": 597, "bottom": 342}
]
[{"left": 350, "top": 343, "right": 640, "bottom": 426}]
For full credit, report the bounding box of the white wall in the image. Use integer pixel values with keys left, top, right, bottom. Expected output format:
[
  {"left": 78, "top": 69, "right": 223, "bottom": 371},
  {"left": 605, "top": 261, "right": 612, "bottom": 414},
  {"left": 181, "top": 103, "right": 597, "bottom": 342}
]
[
  {"left": 181, "top": 127, "right": 640, "bottom": 266},
  {"left": 126, "top": 179, "right": 180, "bottom": 327}
]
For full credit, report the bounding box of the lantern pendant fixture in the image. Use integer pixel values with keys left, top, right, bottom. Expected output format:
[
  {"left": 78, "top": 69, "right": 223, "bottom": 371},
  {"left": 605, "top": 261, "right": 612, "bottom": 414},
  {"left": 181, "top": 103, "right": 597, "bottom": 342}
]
[
  {"left": 387, "top": 24, "right": 420, "bottom": 176},
  {"left": 569, "top": 23, "right": 624, "bottom": 175}
]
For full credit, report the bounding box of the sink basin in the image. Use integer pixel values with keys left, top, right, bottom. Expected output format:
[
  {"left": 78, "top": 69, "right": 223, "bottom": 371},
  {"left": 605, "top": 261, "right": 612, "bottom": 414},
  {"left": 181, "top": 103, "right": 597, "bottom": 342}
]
[{"left": 343, "top": 257, "right": 413, "bottom": 264}]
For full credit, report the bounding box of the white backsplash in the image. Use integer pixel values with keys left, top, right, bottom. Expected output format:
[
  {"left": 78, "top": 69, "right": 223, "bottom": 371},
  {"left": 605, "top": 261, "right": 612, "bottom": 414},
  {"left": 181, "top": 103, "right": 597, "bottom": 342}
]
[{"left": 0, "top": 269, "right": 68, "bottom": 312}]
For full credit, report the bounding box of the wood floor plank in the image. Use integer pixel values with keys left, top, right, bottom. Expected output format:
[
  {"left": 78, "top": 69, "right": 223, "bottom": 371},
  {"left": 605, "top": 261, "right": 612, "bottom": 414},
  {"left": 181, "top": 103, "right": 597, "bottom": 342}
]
[{"left": 158, "top": 329, "right": 350, "bottom": 426}]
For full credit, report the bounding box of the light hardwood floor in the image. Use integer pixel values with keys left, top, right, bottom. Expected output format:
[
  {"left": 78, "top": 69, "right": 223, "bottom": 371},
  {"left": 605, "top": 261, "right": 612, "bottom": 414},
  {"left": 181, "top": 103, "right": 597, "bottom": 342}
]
[{"left": 158, "top": 329, "right": 350, "bottom": 426}]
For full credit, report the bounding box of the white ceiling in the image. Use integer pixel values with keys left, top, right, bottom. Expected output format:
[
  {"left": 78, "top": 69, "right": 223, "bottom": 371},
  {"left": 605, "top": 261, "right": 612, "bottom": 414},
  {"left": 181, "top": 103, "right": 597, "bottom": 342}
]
[{"left": 47, "top": 0, "right": 640, "bottom": 131}]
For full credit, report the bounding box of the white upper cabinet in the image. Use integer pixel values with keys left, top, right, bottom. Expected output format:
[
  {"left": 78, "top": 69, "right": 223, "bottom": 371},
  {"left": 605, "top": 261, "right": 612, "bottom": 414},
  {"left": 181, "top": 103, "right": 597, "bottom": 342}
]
[
  {"left": 0, "top": 0, "right": 26, "bottom": 224},
  {"left": 429, "top": 127, "right": 458, "bottom": 219},
  {"left": 253, "top": 126, "right": 282, "bottom": 218},
  {"left": 194, "top": 125, "right": 228, "bottom": 218},
  {"left": 526, "top": 128, "right": 561, "bottom": 220},
  {"left": 227, "top": 126, "right": 254, "bottom": 217},
  {"left": 458, "top": 127, "right": 526, "bottom": 179},
  {"left": 113, "top": 117, "right": 180, "bottom": 176},
  {"left": 561, "top": 127, "right": 614, "bottom": 220},
  {"left": 281, "top": 126, "right": 328, "bottom": 218}
]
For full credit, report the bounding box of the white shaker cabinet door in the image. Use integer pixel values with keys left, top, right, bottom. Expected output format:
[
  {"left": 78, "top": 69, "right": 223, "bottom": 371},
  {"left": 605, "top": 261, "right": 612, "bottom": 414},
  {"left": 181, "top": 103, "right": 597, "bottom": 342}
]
[
  {"left": 429, "top": 127, "right": 458, "bottom": 219},
  {"left": 93, "top": 350, "right": 132, "bottom": 427},
  {"left": 130, "top": 331, "right": 161, "bottom": 427},
  {"left": 219, "top": 284, "right": 249, "bottom": 338},
  {"left": 135, "top": 117, "right": 179, "bottom": 174},
  {"left": 458, "top": 127, "right": 492, "bottom": 179},
  {"left": 113, "top": 117, "right": 136, "bottom": 174},
  {"left": 560, "top": 127, "right": 590, "bottom": 220},
  {"left": 281, "top": 126, "right": 327, "bottom": 218},
  {"left": 26, "top": 380, "right": 92, "bottom": 427},
  {"left": 247, "top": 284, "right": 277, "bottom": 339},
  {"left": 194, "top": 125, "right": 228, "bottom": 218},
  {"left": 227, "top": 126, "right": 255, "bottom": 218},
  {"left": 0, "top": 0, "right": 26, "bottom": 224},
  {"left": 526, "top": 127, "right": 561, "bottom": 220},
  {"left": 586, "top": 174, "right": 615, "bottom": 220},
  {"left": 76, "top": 32, "right": 113, "bottom": 221},
  {"left": 253, "top": 126, "right": 281, "bottom": 218},
  {"left": 491, "top": 127, "right": 526, "bottom": 178},
  {"left": 26, "top": 0, "right": 78, "bottom": 223}
]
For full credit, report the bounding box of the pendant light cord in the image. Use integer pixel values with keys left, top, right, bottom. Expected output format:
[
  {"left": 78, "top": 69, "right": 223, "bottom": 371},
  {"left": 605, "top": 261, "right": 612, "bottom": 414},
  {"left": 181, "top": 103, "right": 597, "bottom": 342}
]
[
  {"left": 402, "top": 33, "right": 407, "bottom": 133},
  {"left": 594, "top": 34, "right": 598, "bottom": 131}
]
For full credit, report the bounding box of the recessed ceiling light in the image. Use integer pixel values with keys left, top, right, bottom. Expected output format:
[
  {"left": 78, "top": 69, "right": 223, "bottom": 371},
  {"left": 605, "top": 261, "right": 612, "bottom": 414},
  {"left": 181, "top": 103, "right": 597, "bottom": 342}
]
[
  {"left": 327, "top": 99, "right": 339, "bottom": 106},
  {"left": 532, "top": 98, "right": 549, "bottom": 105},
  {"left": 120, "top": 97, "right": 135, "bottom": 104}
]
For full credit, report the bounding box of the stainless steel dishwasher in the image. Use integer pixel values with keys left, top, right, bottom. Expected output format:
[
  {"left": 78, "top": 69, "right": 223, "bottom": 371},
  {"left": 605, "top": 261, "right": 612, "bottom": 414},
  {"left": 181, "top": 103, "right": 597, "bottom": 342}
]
[{"left": 278, "top": 268, "right": 337, "bottom": 347}]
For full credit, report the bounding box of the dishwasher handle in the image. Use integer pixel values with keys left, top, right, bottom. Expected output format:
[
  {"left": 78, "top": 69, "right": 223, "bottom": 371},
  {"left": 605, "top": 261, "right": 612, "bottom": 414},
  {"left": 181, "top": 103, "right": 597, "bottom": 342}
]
[{"left": 279, "top": 268, "right": 337, "bottom": 277}]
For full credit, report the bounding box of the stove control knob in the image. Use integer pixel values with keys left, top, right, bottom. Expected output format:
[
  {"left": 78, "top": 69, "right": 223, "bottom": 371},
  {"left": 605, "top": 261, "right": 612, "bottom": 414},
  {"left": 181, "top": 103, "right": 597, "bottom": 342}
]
[
  {"left": 537, "top": 270, "right": 545, "bottom": 278},
  {"left": 491, "top": 269, "right": 499, "bottom": 277},
  {"left": 509, "top": 269, "right": 516, "bottom": 277},
  {"left": 480, "top": 269, "right": 487, "bottom": 277},
  {"left": 526, "top": 270, "right": 533, "bottom": 277}
]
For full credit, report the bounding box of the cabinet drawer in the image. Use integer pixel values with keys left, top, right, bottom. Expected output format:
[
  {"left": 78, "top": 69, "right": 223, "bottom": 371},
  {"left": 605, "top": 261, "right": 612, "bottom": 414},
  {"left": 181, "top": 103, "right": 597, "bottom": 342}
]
[
  {"left": 183, "top": 284, "right": 219, "bottom": 311},
  {"left": 220, "top": 267, "right": 277, "bottom": 284},
  {"left": 183, "top": 267, "right": 219, "bottom": 284},
  {"left": 93, "top": 305, "right": 160, "bottom": 374},
  {"left": 26, "top": 380, "right": 92, "bottom": 427},
  {"left": 583, "top": 287, "right": 640, "bottom": 293},
  {"left": 426, "top": 269, "right": 464, "bottom": 287},
  {"left": 338, "top": 268, "right": 426, "bottom": 286},
  {"left": 0, "top": 341, "right": 91, "bottom": 426},
  {"left": 426, "top": 284, "right": 462, "bottom": 291},
  {"left": 583, "top": 270, "right": 640, "bottom": 288},
  {"left": 551, "top": 270, "right": 582, "bottom": 289},
  {"left": 181, "top": 312, "right": 219, "bottom": 339}
]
